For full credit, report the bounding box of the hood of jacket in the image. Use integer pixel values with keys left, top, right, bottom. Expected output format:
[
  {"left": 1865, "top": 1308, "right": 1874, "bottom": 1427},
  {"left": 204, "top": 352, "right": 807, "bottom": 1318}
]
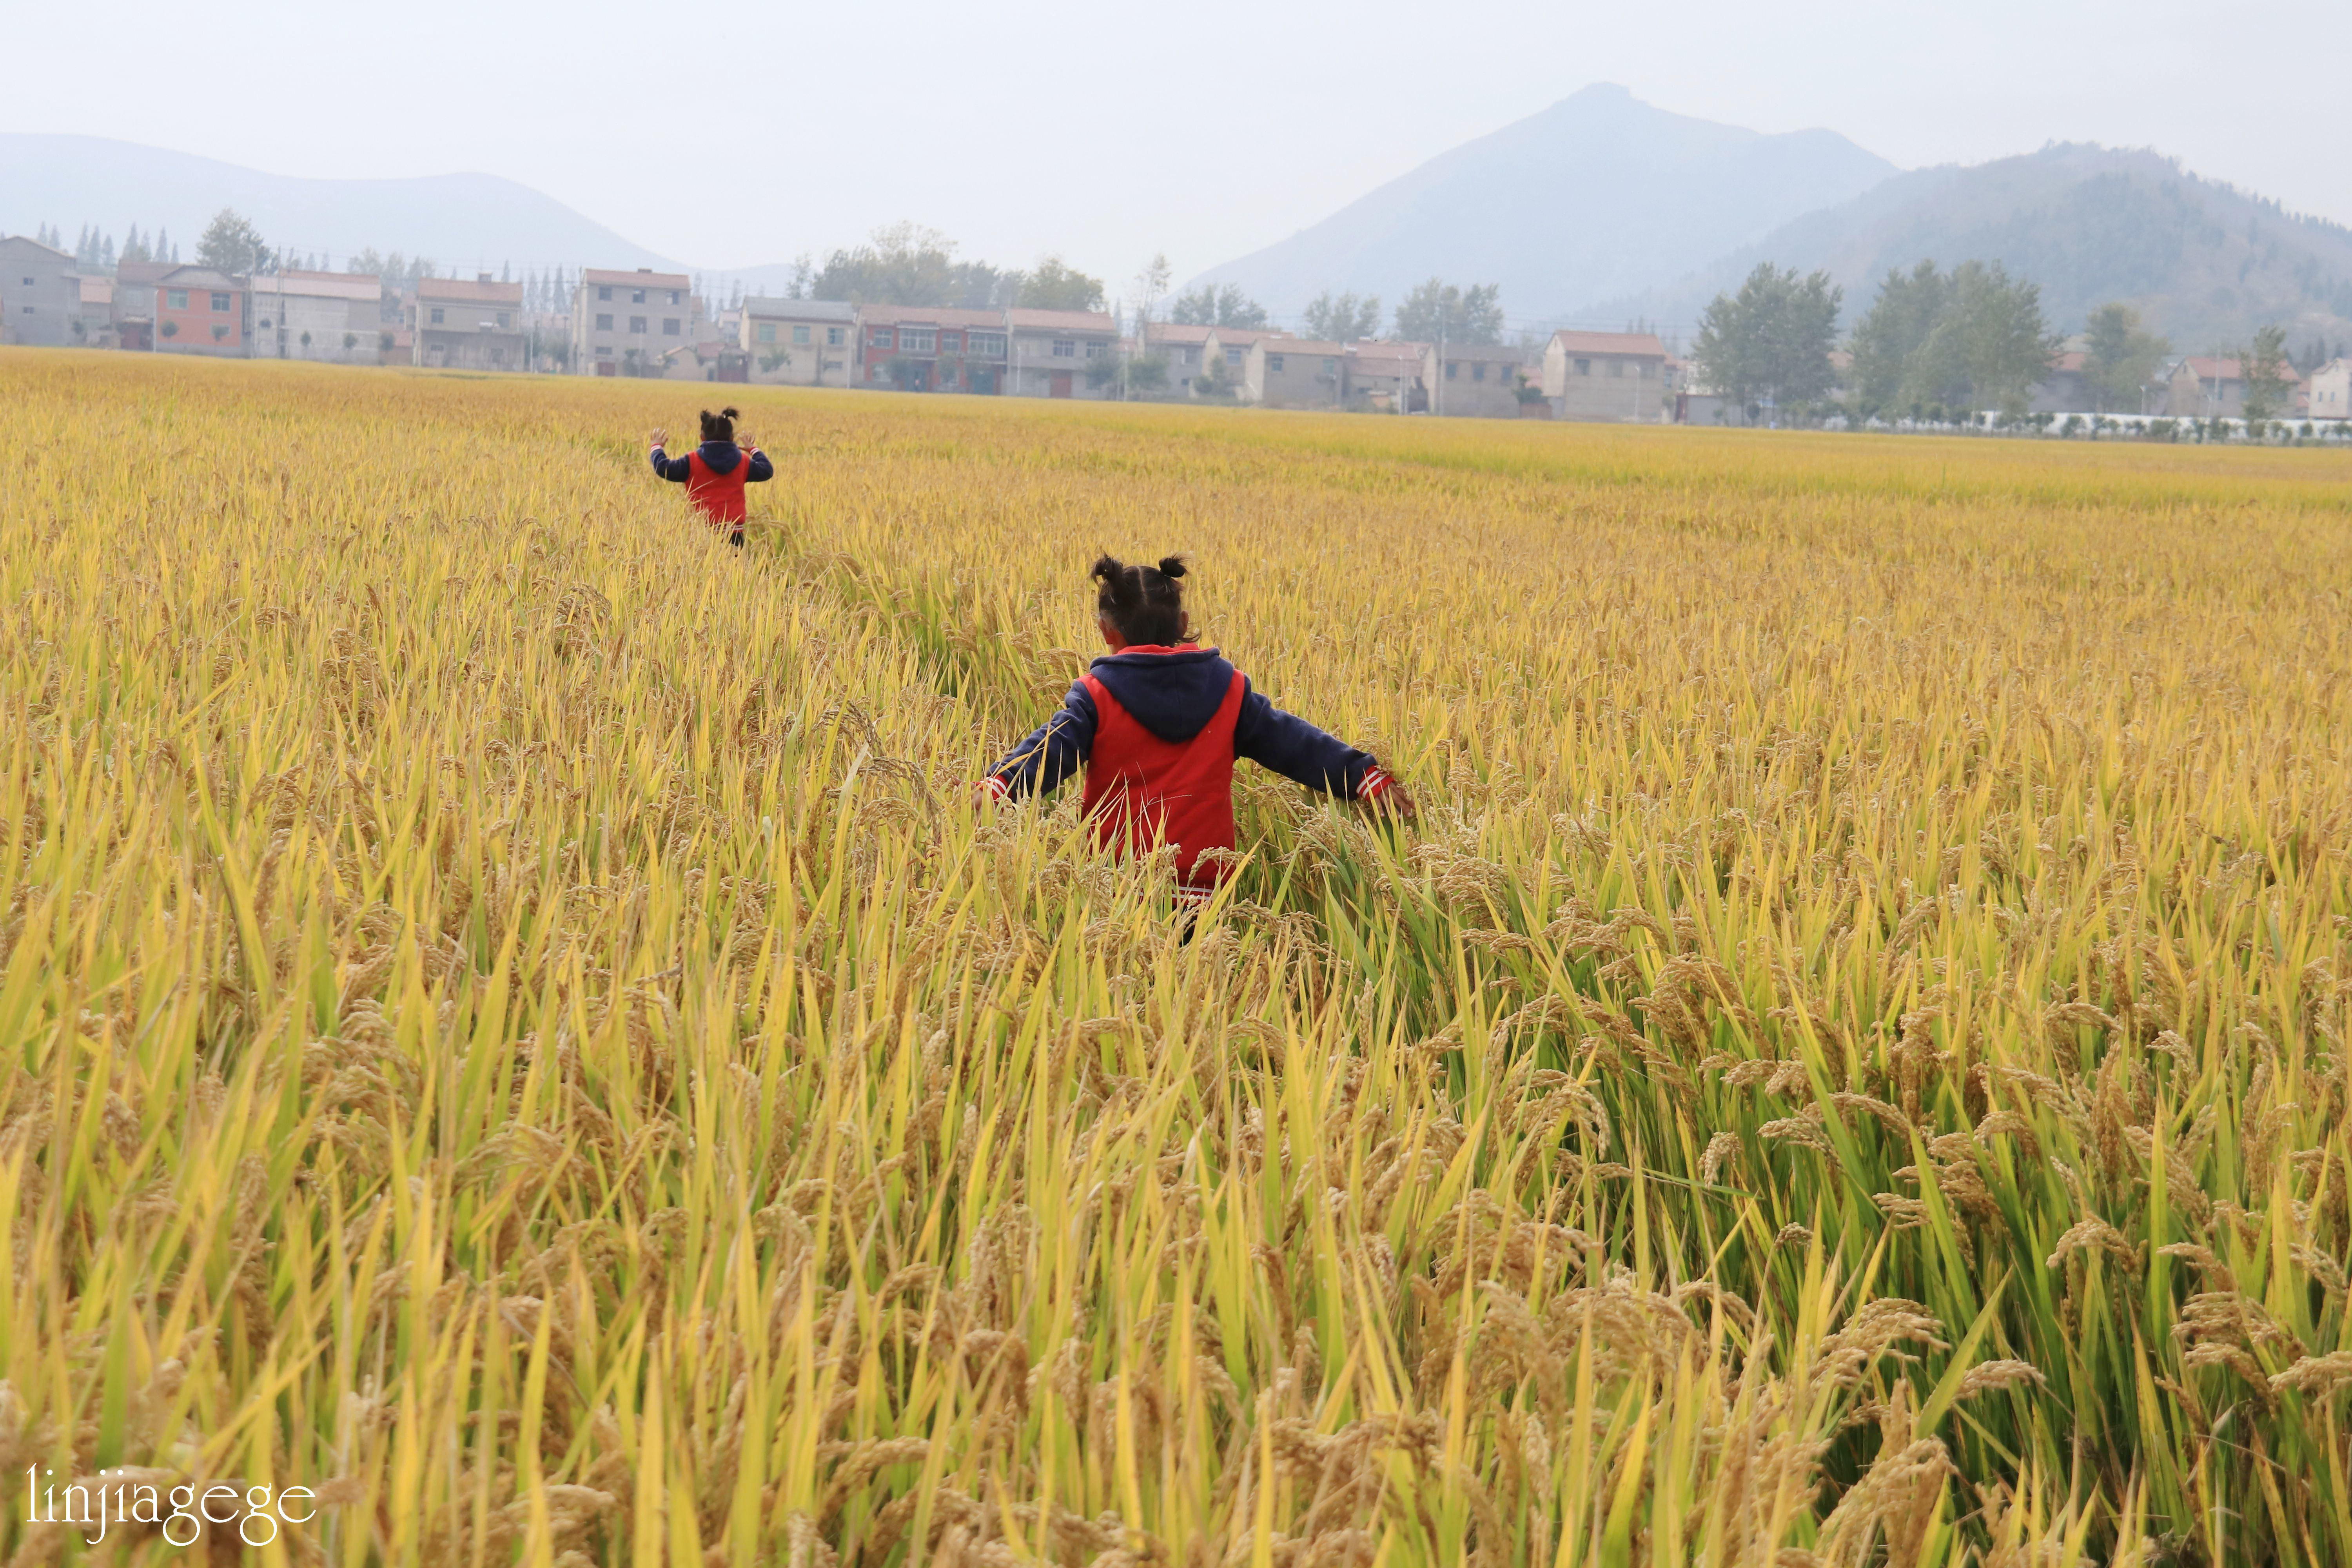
[
  {"left": 695, "top": 441, "right": 744, "bottom": 474},
  {"left": 1088, "top": 645, "right": 1237, "bottom": 744}
]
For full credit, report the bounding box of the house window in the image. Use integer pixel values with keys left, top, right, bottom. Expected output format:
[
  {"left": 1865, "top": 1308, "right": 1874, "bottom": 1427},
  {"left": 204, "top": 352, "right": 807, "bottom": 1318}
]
[
  {"left": 258, "top": 317, "right": 272, "bottom": 329},
  {"left": 967, "top": 331, "right": 1004, "bottom": 356},
  {"left": 1472, "top": 363, "right": 1486, "bottom": 382},
  {"left": 430, "top": 307, "right": 445, "bottom": 325},
  {"left": 630, "top": 316, "right": 648, "bottom": 333},
  {"left": 1052, "top": 339, "right": 1075, "bottom": 358},
  {"left": 167, "top": 289, "right": 188, "bottom": 309},
  {"left": 632, "top": 289, "right": 646, "bottom": 304},
  {"left": 1267, "top": 354, "right": 1285, "bottom": 373},
  {"left": 900, "top": 328, "right": 935, "bottom": 353},
  {"left": 595, "top": 345, "right": 613, "bottom": 358},
  {"left": 757, "top": 323, "right": 776, "bottom": 343},
  {"left": 870, "top": 328, "right": 893, "bottom": 348},
  {"left": 597, "top": 313, "right": 614, "bottom": 330},
  {"left": 210, "top": 292, "right": 231, "bottom": 312},
  {"left": 662, "top": 318, "right": 681, "bottom": 335},
  {"left": 1575, "top": 358, "right": 1592, "bottom": 376},
  {"left": 1322, "top": 358, "right": 1336, "bottom": 374},
  {"left": 598, "top": 285, "right": 612, "bottom": 301},
  {"left": 496, "top": 312, "right": 510, "bottom": 328},
  {"left": 940, "top": 332, "right": 961, "bottom": 353},
  {"left": 1224, "top": 347, "right": 1242, "bottom": 367},
  {"left": 791, "top": 324, "right": 809, "bottom": 345},
  {"left": 668, "top": 290, "right": 681, "bottom": 305},
  {"left": 826, "top": 327, "right": 844, "bottom": 347},
  {"left": 1085, "top": 342, "right": 1105, "bottom": 359},
  {"left": 1445, "top": 361, "right": 1457, "bottom": 380}
]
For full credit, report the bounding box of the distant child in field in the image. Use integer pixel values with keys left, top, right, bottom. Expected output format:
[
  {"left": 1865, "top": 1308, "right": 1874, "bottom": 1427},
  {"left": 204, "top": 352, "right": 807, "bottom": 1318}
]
[
  {"left": 979, "top": 554, "right": 1412, "bottom": 904},
  {"left": 648, "top": 407, "right": 771, "bottom": 547}
]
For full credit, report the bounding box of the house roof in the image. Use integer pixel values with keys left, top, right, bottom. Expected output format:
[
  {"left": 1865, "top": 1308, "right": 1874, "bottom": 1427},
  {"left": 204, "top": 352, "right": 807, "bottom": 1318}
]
[
  {"left": 79, "top": 276, "right": 113, "bottom": 305},
  {"left": 742, "top": 296, "right": 857, "bottom": 321},
  {"left": 158, "top": 266, "right": 242, "bottom": 290},
  {"left": 1549, "top": 330, "right": 1667, "bottom": 358},
  {"left": 859, "top": 305, "right": 1006, "bottom": 328},
  {"left": 252, "top": 270, "right": 381, "bottom": 301},
  {"left": 1200, "top": 327, "right": 1290, "bottom": 347},
  {"left": 1350, "top": 341, "right": 1429, "bottom": 371},
  {"left": 1429, "top": 342, "right": 1524, "bottom": 361},
  {"left": 418, "top": 277, "right": 524, "bottom": 305},
  {"left": 2048, "top": 350, "right": 2087, "bottom": 374},
  {"left": 115, "top": 261, "right": 174, "bottom": 285},
  {"left": 1005, "top": 308, "right": 1115, "bottom": 333},
  {"left": 584, "top": 267, "right": 690, "bottom": 289},
  {"left": 0, "top": 234, "right": 73, "bottom": 261},
  {"left": 1258, "top": 339, "right": 1349, "bottom": 357}
]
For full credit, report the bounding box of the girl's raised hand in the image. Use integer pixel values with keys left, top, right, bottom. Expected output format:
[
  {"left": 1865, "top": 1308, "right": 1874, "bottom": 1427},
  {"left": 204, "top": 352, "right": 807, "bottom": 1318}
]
[{"left": 648, "top": 427, "right": 667, "bottom": 448}]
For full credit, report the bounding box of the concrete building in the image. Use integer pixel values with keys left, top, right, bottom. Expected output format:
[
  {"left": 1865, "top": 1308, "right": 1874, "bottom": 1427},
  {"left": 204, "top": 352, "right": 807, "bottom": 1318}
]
[
  {"left": 154, "top": 266, "right": 247, "bottom": 356},
  {"left": 78, "top": 275, "right": 116, "bottom": 348},
  {"left": 2310, "top": 359, "right": 2352, "bottom": 422},
  {"left": 2162, "top": 355, "right": 2306, "bottom": 419},
  {"left": 1542, "top": 330, "right": 1667, "bottom": 421},
  {"left": 1244, "top": 338, "right": 1350, "bottom": 408},
  {"left": 1005, "top": 308, "right": 1116, "bottom": 397},
  {"left": 1345, "top": 342, "right": 1428, "bottom": 412},
  {"left": 1142, "top": 323, "right": 1225, "bottom": 394},
  {"left": 858, "top": 305, "right": 1010, "bottom": 394},
  {"left": 1424, "top": 342, "right": 1528, "bottom": 417},
  {"left": 573, "top": 267, "right": 694, "bottom": 376},
  {"left": 1196, "top": 327, "right": 1289, "bottom": 394},
  {"left": 0, "top": 235, "right": 83, "bottom": 347},
  {"left": 112, "top": 260, "right": 172, "bottom": 351},
  {"left": 741, "top": 298, "right": 856, "bottom": 385},
  {"left": 415, "top": 275, "right": 526, "bottom": 370},
  {"left": 250, "top": 271, "right": 385, "bottom": 364}
]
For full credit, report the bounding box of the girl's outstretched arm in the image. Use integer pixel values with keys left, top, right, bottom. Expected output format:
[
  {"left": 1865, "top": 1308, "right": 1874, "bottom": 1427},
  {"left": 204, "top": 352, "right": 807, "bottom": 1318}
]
[
  {"left": 1233, "top": 684, "right": 1413, "bottom": 817},
  {"left": 980, "top": 682, "right": 1098, "bottom": 801}
]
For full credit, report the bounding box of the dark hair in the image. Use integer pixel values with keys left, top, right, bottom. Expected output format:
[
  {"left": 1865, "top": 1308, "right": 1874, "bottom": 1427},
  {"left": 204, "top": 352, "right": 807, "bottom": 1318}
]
[
  {"left": 699, "top": 406, "right": 740, "bottom": 443},
  {"left": 1092, "top": 553, "right": 1188, "bottom": 645}
]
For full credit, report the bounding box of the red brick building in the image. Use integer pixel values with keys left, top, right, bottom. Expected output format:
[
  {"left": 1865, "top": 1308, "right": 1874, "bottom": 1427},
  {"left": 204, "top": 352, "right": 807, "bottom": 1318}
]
[
  {"left": 857, "top": 305, "right": 1009, "bottom": 394},
  {"left": 154, "top": 266, "right": 245, "bottom": 356}
]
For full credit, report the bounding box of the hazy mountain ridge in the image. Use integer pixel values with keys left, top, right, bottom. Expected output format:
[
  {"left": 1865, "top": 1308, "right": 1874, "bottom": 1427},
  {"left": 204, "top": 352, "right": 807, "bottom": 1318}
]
[
  {"left": 1593, "top": 144, "right": 2352, "bottom": 350},
  {"left": 1185, "top": 84, "right": 1897, "bottom": 325},
  {"left": 0, "top": 133, "right": 686, "bottom": 276}
]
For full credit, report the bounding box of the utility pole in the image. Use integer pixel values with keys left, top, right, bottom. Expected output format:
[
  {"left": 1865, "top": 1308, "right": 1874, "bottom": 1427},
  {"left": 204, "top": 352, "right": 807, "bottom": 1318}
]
[{"left": 1435, "top": 301, "right": 1446, "bottom": 419}]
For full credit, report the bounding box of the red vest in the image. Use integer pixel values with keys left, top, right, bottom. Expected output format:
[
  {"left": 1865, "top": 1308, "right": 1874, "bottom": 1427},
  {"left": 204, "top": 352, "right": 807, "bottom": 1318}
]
[
  {"left": 684, "top": 448, "right": 751, "bottom": 529},
  {"left": 1080, "top": 659, "right": 1245, "bottom": 892}
]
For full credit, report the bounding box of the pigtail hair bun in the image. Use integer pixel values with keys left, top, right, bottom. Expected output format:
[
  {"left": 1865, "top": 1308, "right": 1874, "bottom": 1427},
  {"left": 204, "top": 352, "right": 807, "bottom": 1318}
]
[
  {"left": 1091, "top": 554, "right": 1134, "bottom": 603},
  {"left": 1156, "top": 555, "right": 1187, "bottom": 579},
  {"left": 720, "top": 406, "right": 740, "bottom": 421}
]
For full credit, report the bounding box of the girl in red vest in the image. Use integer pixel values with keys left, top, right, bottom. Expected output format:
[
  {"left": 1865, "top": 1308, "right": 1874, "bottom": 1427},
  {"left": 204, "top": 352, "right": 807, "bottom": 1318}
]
[
  {"left": 979, "top": 554, "right": 1412, "bottom": 903},
  {"left": 648, "top": 407, "right": 773, "bottom": 547}
]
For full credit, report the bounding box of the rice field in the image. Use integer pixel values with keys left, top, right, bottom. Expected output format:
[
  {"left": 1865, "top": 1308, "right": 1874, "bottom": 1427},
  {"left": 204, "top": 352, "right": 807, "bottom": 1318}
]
[{"left": 2, "top": 350, "right": 2349, "bottom": 1566}]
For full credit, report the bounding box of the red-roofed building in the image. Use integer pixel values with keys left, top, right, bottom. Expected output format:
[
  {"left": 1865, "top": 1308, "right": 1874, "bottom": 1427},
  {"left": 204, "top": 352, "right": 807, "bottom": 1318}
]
[
  {"left": 1542, "top": 330, "right": 1667, "bottom": 421},
  {"left": 2162, "top": 354, "right": 2306, "bottom": 419},
  {"left": 1346, "top": 341, "right": 1430, "bottom": 413},
  {"left": 858, "top": 304, "right": 1009, "bottom": 393},
  {"left": 416, "top": 274, "right": 525, "bottom": 370}
]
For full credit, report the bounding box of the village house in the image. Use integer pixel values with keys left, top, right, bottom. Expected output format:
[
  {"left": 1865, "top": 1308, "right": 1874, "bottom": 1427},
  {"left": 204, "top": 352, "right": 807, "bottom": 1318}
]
[
  {"left": 2161, "top": 355, "right": 2306, "bottom": 419},
  {"left": 1542, "top": 330, "right": 1667, "bottom": 421},
  {"left": 2310, "top": 359, "right": 2352, "bottom": 421},
  {"left": 740, "top": 298, "right": 856, "bottom": 386},
  {"left": 572, "top": 267, "right": 694, "bottom": 376},
  {"left": 0, "top": 234, "right": 85, "bottom": 347},
  {"left": 78, "top": 275, "right": 116, "bottom": 348},
  {"left": 111, "top": 260, "right": 173, "bottom": 351},
  {"left": 1424, "top": 342, "right": 1527, "bottom": 417},
  {"left": 1195, "top": 327, "right": 1289, "bottom": 394},
  {"left": 1005, "top": 308, "right": 1117, "bottom": 398},
  {"left": 154, "top": 266, "right": 248, "bottom": 356},
  {"left": 858, "top": 305, "right": 1011, "bottom": 394},
  {"left": 1244, "top": 338, "right": 1350, "bottom": 408},
  {"left": 1141, "top": 323, "right": 1227, "bottom": 394},
  {"left": 250, "top": 271, "right": 385, "bottom": 364},
  {"left": 1345, "top": 341, "right": 1429, "bottom": 413},
  {"left": 2029, "top": 349, "right": 2093, "bottom": 414},
  {"left": 414, "top": 275, "right": 525, "bottom": 370}
]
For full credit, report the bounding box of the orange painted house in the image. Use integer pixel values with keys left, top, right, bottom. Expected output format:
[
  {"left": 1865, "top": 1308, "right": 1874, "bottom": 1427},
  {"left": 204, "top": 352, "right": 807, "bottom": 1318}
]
[{"left": 154, "top": 266, "right": 245, "bottom": 355}]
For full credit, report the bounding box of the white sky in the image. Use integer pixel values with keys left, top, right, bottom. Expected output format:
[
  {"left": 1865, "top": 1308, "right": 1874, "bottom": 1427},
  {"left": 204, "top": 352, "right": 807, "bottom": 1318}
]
[{"left": 7, "top": 0, "right": 2345, "bottom": 291}]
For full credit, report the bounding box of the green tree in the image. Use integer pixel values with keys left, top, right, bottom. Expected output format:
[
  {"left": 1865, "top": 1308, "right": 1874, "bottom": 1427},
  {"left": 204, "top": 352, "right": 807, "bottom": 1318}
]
[
  {"left": 197, "top": 209, "right": 272, "bottom": 274},
  {"left": 1132, "top": 254, "right": 1172, "bottom": 323},
  {"left": 1169, "top": 283, "right": 1268, "bottom": 329},
  {"left": 1393, "top": 279, "right": 1503, "bottom": 346},
  {"left": 2081, "top": 303, "right": 2169, "bottom": 413},
  {"left": 1693, "top": 263, "right": 1842, "bottom": 419},
  {"left": 1903, "top": 261, "right": 2056, "bottom": 419},
  {"left": 811, "top": 222, "right": 962, "bottom": 306},
  {"left": 2241, "top": 323, "right": 2293, "bottom": 423},
  {"left": 1301, "top": 290, "right": 1381, "bottom": 342},
  {"left": 1848, "top": 261, "right": 1949, "bottom": 417},
  {"left": 1016, "top": 256, "right": 1106, "bottom": 312}
]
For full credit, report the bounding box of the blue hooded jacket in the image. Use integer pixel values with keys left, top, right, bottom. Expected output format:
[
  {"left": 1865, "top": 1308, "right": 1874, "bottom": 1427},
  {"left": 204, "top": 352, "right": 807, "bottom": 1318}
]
[
  {"left": 988, "top": 645, "right": 1378, "bottom": 800},
  {"left": 651, "top": 441, "right": 775, "bottom": 483}
]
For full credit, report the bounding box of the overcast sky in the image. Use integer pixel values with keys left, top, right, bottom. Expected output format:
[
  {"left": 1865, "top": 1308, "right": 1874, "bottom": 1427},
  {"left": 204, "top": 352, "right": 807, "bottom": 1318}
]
[{"left": 7, "top": 0, "right": 2345, "bottom": 290}]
